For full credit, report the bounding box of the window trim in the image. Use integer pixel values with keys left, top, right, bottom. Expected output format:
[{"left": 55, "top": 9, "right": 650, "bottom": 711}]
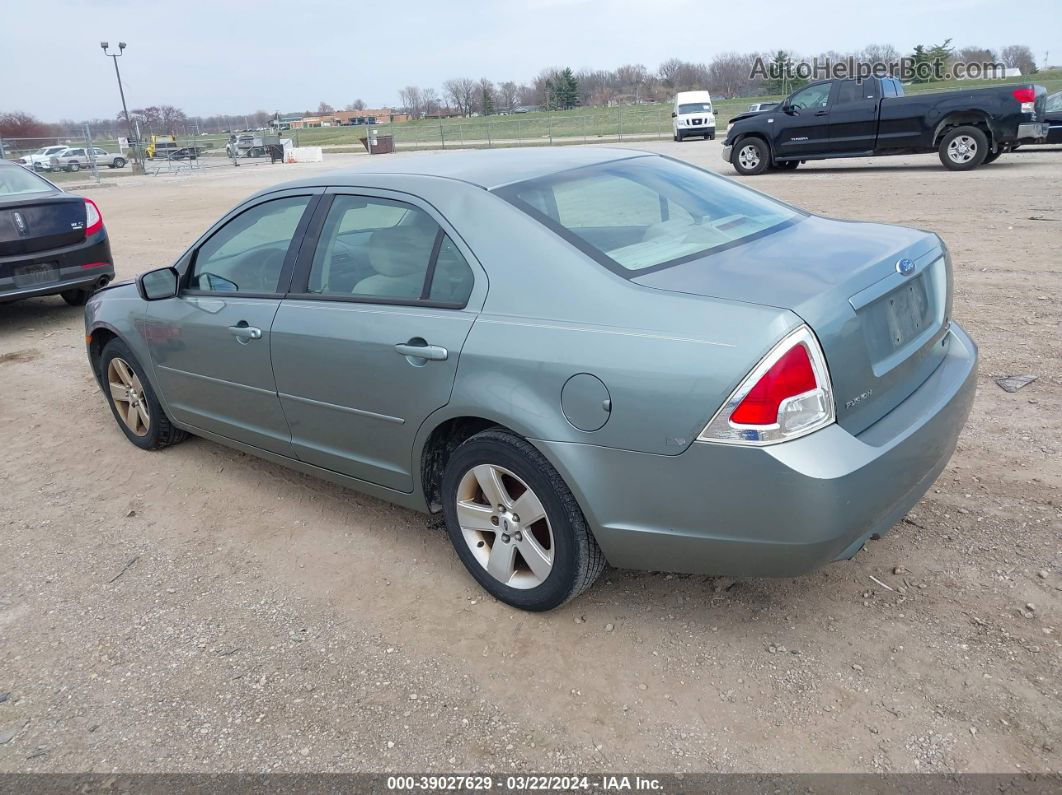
[
  {"left": 494, "top": 159, "right": 803, "bottom": 278},
  {"left": 286, "top": 190, "right": 475, "bottom": 310},
  {"left": 180, "top": 193, "right": 321, "bottom": 299}
]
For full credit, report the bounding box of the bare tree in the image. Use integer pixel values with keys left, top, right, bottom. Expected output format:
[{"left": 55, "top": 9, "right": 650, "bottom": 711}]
[
  {"left": 399, "top": 86, "right": 423, "bottom": 117},
  {"left": 1000, "top": 44, "right": 1036, "bottom": 74},
  {"left": 345, "top": 99, "right": 367, "bottom": 111},
  {"left": 861, "top": 43, "right": 900, "bottom": 64},
  {"left": 443, "top": 77, "right": 477, "bottom": 116},
  {"left": 496, "top": 81, "right": 519, "bottom": 113},
  {"left": 317, "top": 101, "right": 334, "bottom": 114},
  {"left": 421, "top": 88, "right": 441, "bottom": 116},
  {"left": 957, "top": 46, "right": 997, "bottom": 63},
  {"left": 708, "top": 52, "right": 756, "bottom": 98}
]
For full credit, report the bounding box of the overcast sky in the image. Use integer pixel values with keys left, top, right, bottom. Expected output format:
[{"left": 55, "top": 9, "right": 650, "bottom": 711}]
[{"left": 4, "top": 0, "right": 1059, "bottom": 120}]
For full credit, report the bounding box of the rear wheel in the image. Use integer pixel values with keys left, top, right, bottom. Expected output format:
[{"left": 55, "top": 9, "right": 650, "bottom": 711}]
[
  {"left": 61, "top": 289, "right": 91, "bottom": 306},
  {"left": 99, "top": 339, "right": 187, "bottom": 451},
  {"left": 113, "top": 157, "right": 126, "bottom": 168},
  {"left": 732, "top": 138, "right": 770, "bottom": 175},
  {"left": 441, "top": 429, "right": 605, "bottom": 611},
  {"left": 939, "top": 126, "right": 988, "bottom": 170}
]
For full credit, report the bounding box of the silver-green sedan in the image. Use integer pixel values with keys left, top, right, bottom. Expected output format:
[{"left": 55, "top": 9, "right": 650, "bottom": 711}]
[{"left": 85, "top": 148, "right": 977, "bottom": 611}]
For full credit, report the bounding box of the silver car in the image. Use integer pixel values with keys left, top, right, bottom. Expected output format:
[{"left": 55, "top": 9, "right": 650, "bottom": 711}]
[
  {"left": 50, "top": 147, "right": 127, "bottom": 172},
  {"left": 85, "top": 148, "right": 977, "bottom": 611}
]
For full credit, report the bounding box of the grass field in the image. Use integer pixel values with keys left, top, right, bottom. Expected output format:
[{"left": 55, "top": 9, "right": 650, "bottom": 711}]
[{"left": 12, "top": 69, "right": 1060, "bottom": 160}]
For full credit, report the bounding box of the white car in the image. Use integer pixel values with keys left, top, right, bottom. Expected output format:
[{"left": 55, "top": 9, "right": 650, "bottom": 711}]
[
  {"left": 49, "top": 147, "right": 127, "bottom": 172},
  {"left": 18, "top": 145, "right": 68, "bottom": 171},
  {"left": 672, "top": 90, "right": 716, "bottom": 141}
]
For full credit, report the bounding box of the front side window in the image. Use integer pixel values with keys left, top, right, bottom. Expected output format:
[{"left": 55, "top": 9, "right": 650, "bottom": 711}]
[
  {"left": 789, "top": 83, "right": 831, "bottom": 110},
  {"left": 498, "top": 156, "right": 799, "bottom": 274},
  {"left": 1047, "top": 91, "right": 1062, "bottom": 113},
  {"left": 189, "top": 196, "right": 310, "bottom": 293},
  {"left": 307, "top": 195, "right": 473, "bottom": 304}
]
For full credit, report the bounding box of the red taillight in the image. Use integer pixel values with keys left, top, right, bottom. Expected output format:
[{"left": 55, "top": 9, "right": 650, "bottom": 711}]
[
  {"left": 730, "top": 343, "right": 817, "bottom": 425},
  {"left": 1012, "top": 88, "right": 1036, "bottom": 103},
  {"left": 80, "top": 261, "right": 110, "bottom": 269},
  {"left": 84, "top": 198, "right": 103, "bottom": 238}
]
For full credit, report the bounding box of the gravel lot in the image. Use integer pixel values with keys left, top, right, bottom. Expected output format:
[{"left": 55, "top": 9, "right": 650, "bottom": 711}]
[{"left": 0, "top": 142, "right": 1059, "bottom": 774}]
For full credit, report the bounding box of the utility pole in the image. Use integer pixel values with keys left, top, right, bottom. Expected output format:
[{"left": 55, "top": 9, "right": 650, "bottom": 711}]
[{"left": 101, "top": 41, "right": 144, "bottom": 174}]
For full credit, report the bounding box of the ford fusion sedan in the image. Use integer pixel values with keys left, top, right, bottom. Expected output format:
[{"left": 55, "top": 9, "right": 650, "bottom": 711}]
[
  {"left": 84, "top": 148, "right": 977, "bottom": 611},
  {"left": 1, "top": 162, "right": 114, "bottom": 306}
]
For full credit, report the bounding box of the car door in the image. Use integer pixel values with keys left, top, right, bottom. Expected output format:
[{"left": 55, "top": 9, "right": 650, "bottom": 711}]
[
  {"left": 828, "top": 79, "right": 880, "bottom": 153},
  {"left": 270, "top": 190, "right": 484, "bottom": 492},
  {"left": 775, "top": 81, "right": 833, "bottom": 158},
  {"left": 144, "top": 190, "right": 320, "bottom": 456},
  {"left": 66, "top": 148, "right": 86, "bottom": 167}
]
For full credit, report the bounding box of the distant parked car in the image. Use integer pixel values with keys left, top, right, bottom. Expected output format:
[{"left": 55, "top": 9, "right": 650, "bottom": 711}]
[
  {"left": 18, "top": 145, "right": 68, "bottom": 171},
  {"left": 746, "top": 102, "right": 779, "bottom": 113},
  {"left": 0, "top": 162, "right": 114, "bottom": 305},
  {"left": 49, "top": 147, "right": 127, "bottom": 172},
  {"left": 1045, "top": 91, "right": 1062, "bottom": 144}
]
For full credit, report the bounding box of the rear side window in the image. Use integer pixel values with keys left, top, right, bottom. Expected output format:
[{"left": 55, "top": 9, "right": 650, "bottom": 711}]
[
  {"left": 306, "top": 195, "right": 473, "bottom": 305},
  {"left": 835, "top": 80, "right": 869, "bottom": 105},
  {"left": 497, "top": 156, "right": 799, "bottom": 274}
]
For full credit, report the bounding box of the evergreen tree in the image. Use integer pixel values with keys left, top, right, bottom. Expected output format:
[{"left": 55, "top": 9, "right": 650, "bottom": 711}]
[
  {"left": 480, "top": 85, "right": 495, "bottom": 116},
  {"left": 550, "top": 68, "right": 579, "bottom": 110}
]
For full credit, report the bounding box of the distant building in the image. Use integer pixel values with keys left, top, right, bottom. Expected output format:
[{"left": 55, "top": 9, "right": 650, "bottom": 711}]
[{"left": 282, "top": 109, "right": 411, "bottom": 128}]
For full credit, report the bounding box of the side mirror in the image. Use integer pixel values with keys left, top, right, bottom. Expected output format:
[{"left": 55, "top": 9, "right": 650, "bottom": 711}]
[
  {"left": 138, "top": 266, "right": 179, "bottom": 301},
  {"left": 671, "top": 111, "right": 677, "bottom": 118}
]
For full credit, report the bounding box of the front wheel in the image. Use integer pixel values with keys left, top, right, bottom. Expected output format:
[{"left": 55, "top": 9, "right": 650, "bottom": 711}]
[
  {"left": 99, "top": 339, "right": 187, "bottom": 450},
  {"left": 939, "top": 126, "right": 988, "bottom": 171},
  {"left": 68, "top": 161, "right": 80, "bottom": 172},
  {"left": 441, "top": 429, "right": 605, "bottom": 611},
  {"left": 113, "top": 157, "right": 126, "bottom": 168},
  {"left": 732, "top": 138, "right": 770, "bottom": 175}
]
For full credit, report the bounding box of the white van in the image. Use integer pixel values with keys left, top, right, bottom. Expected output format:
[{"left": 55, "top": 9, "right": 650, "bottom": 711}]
[{"left": 672, "top": 90, "right": 716, "bottom": 141}]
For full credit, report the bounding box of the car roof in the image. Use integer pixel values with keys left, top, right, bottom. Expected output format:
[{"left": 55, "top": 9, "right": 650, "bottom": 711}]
[{"left": 316, "top": 146, "right": 653, "bottom": 190}]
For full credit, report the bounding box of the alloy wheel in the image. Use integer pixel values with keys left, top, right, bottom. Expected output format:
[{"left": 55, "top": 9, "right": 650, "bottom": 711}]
[
  {"left": 947, "top": 135, "right": 977, "bottom": 164},
  {"left": 455, "top": 464, "right": 554, "bottom": 589},
  {"left": 738, "top": 144, "right": 760, "bottom": 169},
  {"left": 107, "top": 357, "right": 151, "bottom": 437}
]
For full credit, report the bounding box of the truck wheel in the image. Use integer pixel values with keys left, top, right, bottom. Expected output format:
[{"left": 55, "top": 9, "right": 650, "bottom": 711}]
[
  {"left": 939, "top": 126, "right": 988, "bottom": 170},
  {"left": 732, "top": 138, "right": 769, "bottom": 175}
]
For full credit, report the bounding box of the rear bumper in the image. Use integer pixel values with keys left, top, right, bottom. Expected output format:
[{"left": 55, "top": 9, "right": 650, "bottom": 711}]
[
  {"left": 1016, "top": 122, "right": 1050, "bottom": 142},
  {"left": 535, "top": 323, "right": 978, "bottom": 577},
  {"left": 0, "top": 234, "right": 114, "bottom": 303}
]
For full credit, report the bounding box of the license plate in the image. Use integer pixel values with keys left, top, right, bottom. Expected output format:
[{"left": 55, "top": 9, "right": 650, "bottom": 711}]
[
  {"left": 882, "top": 277, "right": 930, "bottom": 348},
  {"left": 13, "top": 262, "right": 59, "bottom": 288}
]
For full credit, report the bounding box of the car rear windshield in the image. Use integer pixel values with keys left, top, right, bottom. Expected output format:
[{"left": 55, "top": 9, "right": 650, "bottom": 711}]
[
  {"left": 0, "top": 165, "right": 54, "bottom": 197},
  {"left": 496, "top": 156, "right": 800, "bottom": 274}
]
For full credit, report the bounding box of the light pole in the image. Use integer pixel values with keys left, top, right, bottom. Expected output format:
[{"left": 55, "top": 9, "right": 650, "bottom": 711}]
[{"left": 101, "top": 41, "right": 144, "bottom": 173}]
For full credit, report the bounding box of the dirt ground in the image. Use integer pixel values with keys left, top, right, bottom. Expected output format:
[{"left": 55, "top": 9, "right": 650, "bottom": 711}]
[{"left": 1, "top": 143, "right": 1059, "bottom": 774}]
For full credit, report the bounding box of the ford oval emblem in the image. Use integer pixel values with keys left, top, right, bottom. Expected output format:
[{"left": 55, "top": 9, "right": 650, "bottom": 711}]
[{"left": 896, "top": 258, "right": 915, "bottom": 276}]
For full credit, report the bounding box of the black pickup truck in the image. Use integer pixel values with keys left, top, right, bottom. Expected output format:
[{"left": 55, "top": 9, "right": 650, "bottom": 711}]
[{"left": 722, "top": 76, "right": 1050, "bottom": 174}]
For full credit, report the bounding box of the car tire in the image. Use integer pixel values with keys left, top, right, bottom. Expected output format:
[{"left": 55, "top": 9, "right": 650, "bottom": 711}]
[
  {"left": 939, "top": 126, "right": 988, "bottom": 171},
  {"left": 61, "top": 288, "right": 92, "bottom": 306},
  {"left": 673, "top": 132, "right": 679, "bottom": 142},
  {"left": 113, "top": 158, "right": 126, "bottom": 168},
  {"left": 99, "top": 339, "right": 187, "bottom": 451},
  {"left": 440, "top": 429, "right": 605, "bottom": 611},
  {"left": 68, "top": 161, "right": 80, "bottom": 172},
  {"left": 732, "top": 138, "right": 770, "bottom": 175}
]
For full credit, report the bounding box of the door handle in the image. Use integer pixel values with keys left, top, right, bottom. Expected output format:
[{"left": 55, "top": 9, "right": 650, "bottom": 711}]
[
  {"left": 229, "top": 323, "right": 262, "bottom": 341},
  {"left": 815, "top": 110, "right": 829, "bottom": 116},
  {"left": 394, "top": 341, "right": 448, "bottom": 361}
]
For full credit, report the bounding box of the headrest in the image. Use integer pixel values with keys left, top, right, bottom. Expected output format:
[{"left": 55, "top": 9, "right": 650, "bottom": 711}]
[{"left": 368, "top": 225, "right": 436, "bottom": 277}]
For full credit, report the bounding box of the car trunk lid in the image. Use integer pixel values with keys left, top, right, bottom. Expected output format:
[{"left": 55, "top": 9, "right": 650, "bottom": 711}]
[
  {"left": 0, "top": 194, "right": 87, "bottom": 257},
  {"left": 633, "top": 215, "right": 952, "bottom": 436}
]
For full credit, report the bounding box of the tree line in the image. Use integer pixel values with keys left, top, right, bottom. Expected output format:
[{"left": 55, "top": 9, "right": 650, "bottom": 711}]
[{"left": 0, "top": 41, "right": 1044, "bottom": 142}]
